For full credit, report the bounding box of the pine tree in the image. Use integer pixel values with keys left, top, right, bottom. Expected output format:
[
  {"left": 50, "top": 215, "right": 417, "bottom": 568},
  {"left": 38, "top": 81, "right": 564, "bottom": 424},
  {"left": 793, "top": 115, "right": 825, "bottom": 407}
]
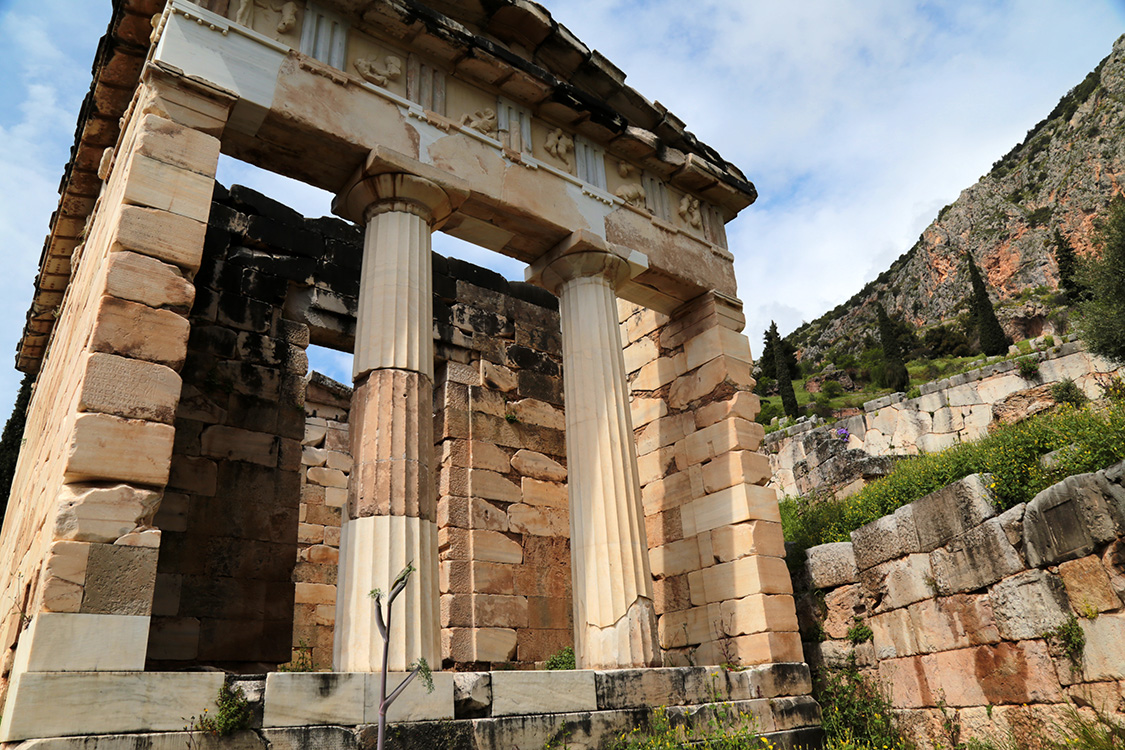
[
  {"left": 876, "top": 304, "right": 910, "bottom": 392},
  {"left": 1053, "top": 229, "right": 1085, "bottom": 304},
  {"left": 0, "top": 374, "right": 33, "bottom": 519},
  {"left": 759, "top": 325, "right": 798, "bottom": 381},
  {"left": 966, "top": 255, "right": 1011, "bottom": 356},
  {"left": 1076, "top": 196, "right": 1125, "bottom": 364},
  {"left": 768, "top": 322, "right": 799, "bottom": 418}
]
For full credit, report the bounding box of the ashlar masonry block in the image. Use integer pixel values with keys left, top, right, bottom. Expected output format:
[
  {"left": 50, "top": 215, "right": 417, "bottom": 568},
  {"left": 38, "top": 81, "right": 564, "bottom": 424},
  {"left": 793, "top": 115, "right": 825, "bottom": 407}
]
[
  {"left": 78, "top": 353, "right": 182, "bottom": 425},
  {"left": 720, "top": 593, "right": 799, "bottom": 636},
  {"left": 679, "top": 418, "right": 764, "bottom": 468},
  {"left": 89, "top": 295, "right": 190, "bottom": 369},
  {"left": 65, "top": 413, "right": 175, "bottom": 486},
  {"left": 110, "top": 205, "right": 209, "bottom": 272},
  {"left": 681, "top": 481, "right": 781, "bottom": 537},
  {"left": 702, "top": 450, "right": 771, "bottom": 493},
  {"left": 687, "top": 555, "right": 792, "bottom": 606}
]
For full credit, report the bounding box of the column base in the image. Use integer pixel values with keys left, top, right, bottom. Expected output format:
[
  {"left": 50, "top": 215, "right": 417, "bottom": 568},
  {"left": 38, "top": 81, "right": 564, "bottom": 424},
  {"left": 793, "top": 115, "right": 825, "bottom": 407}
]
[
  {"left": 334, "top": 515, "right": 439, "bottom": 672},
  {"left": 577, "top": 597, "right": 661, "bottom": 669}
]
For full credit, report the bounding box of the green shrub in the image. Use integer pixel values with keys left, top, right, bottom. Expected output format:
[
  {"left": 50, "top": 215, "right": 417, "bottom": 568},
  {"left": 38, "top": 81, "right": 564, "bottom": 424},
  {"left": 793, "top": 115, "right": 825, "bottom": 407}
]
[
  {"left": 191, "top": 682, "right": 252, "bottom": 736},
  {"left": 781, "top": 402, "right": 1125, "bottom": 550},
  {"left": 815, "top": 655, "right": 911, "bottom": 750},
  {"left": 1102, "top": 376, "right": 1125, "bottom": 403},
  {"left": 1017, "top": 358, "right": 1040, "bottom": 379},
  {"left": 1045, "top": 614, "right": 1086, "bottom": 666},
  {"left": 847, "top": 618, "right": 873, "bottom": 645},
  {"left": 1051, "top": 378, "right": 1087, "bottom": 407},
  {"left": 606, "top": 703, "right": 764, "bottom": 750},
  {"left": 545, "top": 646, "right": 575, "bottom": 670},
  {"left": 823, "top": 380, "right": 845, "bottom": 399}
]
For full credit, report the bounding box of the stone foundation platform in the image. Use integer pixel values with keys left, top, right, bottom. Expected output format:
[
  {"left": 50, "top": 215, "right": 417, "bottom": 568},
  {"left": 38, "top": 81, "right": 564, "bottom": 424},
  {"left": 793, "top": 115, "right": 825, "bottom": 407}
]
[{"left": 1, "top": 665, "right": 821, "bottom": 749}]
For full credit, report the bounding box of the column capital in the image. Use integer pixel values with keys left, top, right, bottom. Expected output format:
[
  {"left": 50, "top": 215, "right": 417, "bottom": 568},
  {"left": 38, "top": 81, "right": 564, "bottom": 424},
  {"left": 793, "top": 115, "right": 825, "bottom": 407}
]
[
  {"left": 333, "top": 146, "right": 469, "bottom": 228},
  {"left": 526, "top": 230, "right": 649, "bottom": 295}
]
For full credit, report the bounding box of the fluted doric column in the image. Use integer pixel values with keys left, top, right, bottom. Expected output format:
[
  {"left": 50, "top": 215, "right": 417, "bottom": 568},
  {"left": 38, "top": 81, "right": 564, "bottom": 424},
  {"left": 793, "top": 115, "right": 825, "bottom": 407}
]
[
  {"left": 529, "top": 232, "right": 660, "bottom": 669},
  {"left": 332, "top": 164, "right": 466, "bottom": 672}
]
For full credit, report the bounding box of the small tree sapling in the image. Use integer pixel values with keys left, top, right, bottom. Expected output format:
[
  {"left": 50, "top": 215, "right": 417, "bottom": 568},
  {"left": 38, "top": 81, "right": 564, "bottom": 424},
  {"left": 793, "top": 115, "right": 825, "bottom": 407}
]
[{"left": 369, "top": 562, "right": 434, "bottom": 750}]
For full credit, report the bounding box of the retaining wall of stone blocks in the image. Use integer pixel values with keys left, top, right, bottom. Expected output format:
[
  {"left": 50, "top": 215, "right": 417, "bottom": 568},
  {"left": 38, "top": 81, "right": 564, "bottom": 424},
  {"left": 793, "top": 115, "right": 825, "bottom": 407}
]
[
  {"left": 799, "top": 463, "right": 1125, "bottom": 748},
  {"left": 767, "top": 345, "right": 1125, "bottom": 498}
]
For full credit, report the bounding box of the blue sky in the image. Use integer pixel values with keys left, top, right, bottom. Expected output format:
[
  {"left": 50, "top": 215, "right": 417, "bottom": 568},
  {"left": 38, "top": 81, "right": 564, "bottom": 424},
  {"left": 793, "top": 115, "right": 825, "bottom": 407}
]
[{"left": 0, "top": 1, "right": 1122, "bottom": 412}]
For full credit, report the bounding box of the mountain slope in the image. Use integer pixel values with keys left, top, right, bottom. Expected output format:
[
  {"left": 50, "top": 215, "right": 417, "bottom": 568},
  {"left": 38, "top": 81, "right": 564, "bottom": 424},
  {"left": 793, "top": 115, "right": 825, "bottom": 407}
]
[{"left": 790, "top": 34, "right": 1125, "bottom": 362}]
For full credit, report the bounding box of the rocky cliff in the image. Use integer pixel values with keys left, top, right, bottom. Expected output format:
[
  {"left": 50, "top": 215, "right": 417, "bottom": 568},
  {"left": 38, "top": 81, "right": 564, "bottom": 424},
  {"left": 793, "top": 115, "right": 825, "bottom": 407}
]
[{"left": 791, "top": 34, "right": 1125, "bottom": 362}]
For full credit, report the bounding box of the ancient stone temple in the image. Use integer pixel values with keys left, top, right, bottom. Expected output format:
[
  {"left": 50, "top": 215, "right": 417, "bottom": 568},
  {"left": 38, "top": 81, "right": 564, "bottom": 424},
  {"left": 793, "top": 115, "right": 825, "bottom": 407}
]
[{"left": 0, "top": 1, "right": 820, "bottom": 746}]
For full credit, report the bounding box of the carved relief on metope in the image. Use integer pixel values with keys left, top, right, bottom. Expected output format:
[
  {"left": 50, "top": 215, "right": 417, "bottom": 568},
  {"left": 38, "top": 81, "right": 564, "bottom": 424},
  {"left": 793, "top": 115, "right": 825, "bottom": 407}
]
[
  {"left": 544, "top": 128, "right": 574, "bottom": 168},
  {"left": 234, "top": 0, "right": 299, "bottom": 33},
  {"left": 614, "top": 162, "right": 645, "bottom": 207},
  {"left": 460, "top": 109, "right": 497, "bottom": 138},
  {"left": 678, "top": 195, "right": 703, "bottom": 229},
  {"left": 355, "top": 56, "right": 403, "bottom": 87}
]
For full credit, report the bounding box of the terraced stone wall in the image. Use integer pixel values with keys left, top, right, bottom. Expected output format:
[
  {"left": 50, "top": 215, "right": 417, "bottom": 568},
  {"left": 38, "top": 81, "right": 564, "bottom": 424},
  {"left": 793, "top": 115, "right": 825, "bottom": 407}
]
[{"left": 799, "top": 465, "right": 1125, "bottom": 748}]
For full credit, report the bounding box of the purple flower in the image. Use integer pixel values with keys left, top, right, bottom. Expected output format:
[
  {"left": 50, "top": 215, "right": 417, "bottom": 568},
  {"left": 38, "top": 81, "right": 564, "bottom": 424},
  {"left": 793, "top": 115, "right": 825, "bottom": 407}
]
[{"left": 836, "top": 427, "right": 850, "bottom": 441}]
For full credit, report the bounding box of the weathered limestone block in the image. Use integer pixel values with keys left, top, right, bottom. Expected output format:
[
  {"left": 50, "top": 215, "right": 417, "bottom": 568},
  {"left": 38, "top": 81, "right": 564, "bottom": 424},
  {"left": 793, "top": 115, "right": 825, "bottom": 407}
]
[
  {"left": 1058, "top": 555, "right": 1123, "bottom": 614},
  {"left": 820, "top": 584, "right": 862, "bottom": 640},
  {"left": 702, "top": 451, "right": 771, "bottom": 493},
  {"left": 683, "top": 326, "right": 753, "bottom": 372},
  {"left": 649, "top": 537, "right": 701, "bottom": 579},
  {"left": 111, "top": 205, "right": 208, "bottom": 272},
  {"left": 869, "top": 607, "right": 918, "bottom": 659},
  {"left": 668, "top": 356, "right": 753, "bottom": 410},
  {"left": 595, "top": 668, "right": 686, "bottom": 710},
  {"left": 635, "top": 413, "right": 695, "bottom": 456},
  {"left": 804, "top": 542, "right": 858, "bottom": 589},
  {"left": 687, "top": 555, "right": 791, "bottom": 606},
  {"left": 262, "top": 672, "right": 364, "bottom": 727},
  {"left": 945, "top": 383, "right": 981, "bottom": 408},
  {"left": 443, "top": 627, "right": 518, "bottom": 663},
  {"left": 720, "top": 594, "right": 799, "bottom": 636},
  {"left": 623, "top": 336, "right": 658, "bottom": 374},
  {"left": 641, "top": 471, "right": 693, "bottom": 515},
  {"left": 632, "top": 356, "right": 678, "bottom": 391},
  {"left": 105, "top": 251, "right": 195, "bottom": 314},
  {"left": 911, "top": 473, "right": 996, "bottom": 552},
  {"left": 122, "top": 152, "right": 215, "bottom": 223},
  {"left": 679, "top": 418, "right": 764, "bottom": 468},
  {"left": 693, "top": 390, "right": 760, "bottom": 430},
  {"left": 718, "top": 631, "right": 803, "bottom": 667},
  {"left": 681, "top": 481, "right": 780, "bottom": 537},
  {"left": 1079, "top": 613, "right": 1125, "bottom": 681},
  {"left": 491, "top": 670, "right": 598, "bottom": 716},
  {"left": 510, "top": 449, "right": 566, "bottom": 481},
  {"left": 930, "top": 518, "right": 1023, "bottom": 595},
  {"left": 988, "top": 569, "right": 1070, "bottom": 641},
  {"left": 922, "top": 642, "right": 1062, "bottom": 707},
  {"left": 908, "top": 594, "right": 999, "bottom": 654},
  {"left": 80, "top": 543, "right": 158, "bottom": 616},
  {"left": 710, "top": 521, "right": 785, "bottom": 563},
  {"left": 90, "top": 295, "right": 190, "bottom": 369},
  {"left": 890, "top": 409, "right": 932, "bottom": 452},
  {"left": 508, "top": 503, "right": 568, "bottom": 536},
  {"left": 878, "top": 655, "right": 932, "bottom": 708},
  {"left": 0, "top": 671, "right": 224, "bottom": 741},
  {"left": 65, "top": 413, "right": 175, "bottom": 486},
  {"left": 470, "top": 530, "right": 524, "bottom": 564},
  {"left": 1024, "top": 470, "right": 1125, "bottom": 567},
  {"left": 630, "top": 397, "right": 669, "bottom": 429},
  {"left": 54, "top": 483, "right": 161, "bottom": 543},
  {"left": 860, "top": 553, "right": 933, "bottom": 613},
  {"left": 851, "top": 504, "right": 920, "bottom": 571}
]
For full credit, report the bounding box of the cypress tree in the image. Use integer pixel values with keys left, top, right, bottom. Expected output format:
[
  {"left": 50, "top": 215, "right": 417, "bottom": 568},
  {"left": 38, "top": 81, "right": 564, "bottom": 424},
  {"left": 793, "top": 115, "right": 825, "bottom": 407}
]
[
  {"left": 1053, "top": 229, "right": 1085, "bottom": 303},
  {"left": 1075, "top": 196, "right": 1125, "bottom": 364},
  {"left": 768, "top": 321, "right": 799, "bottom": 418},
  {"left": 0, "top": 374, "right": 33, "bottom": 519},
  {"left": 967, "top": 255, "right": 1011, "bottom": 356},
  {"left": 876, "top": 304, "right": 910, "bottom": 392}
]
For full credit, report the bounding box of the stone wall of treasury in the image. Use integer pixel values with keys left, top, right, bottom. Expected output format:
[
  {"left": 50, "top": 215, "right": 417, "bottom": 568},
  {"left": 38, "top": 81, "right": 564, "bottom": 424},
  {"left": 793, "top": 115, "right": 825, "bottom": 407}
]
[
  {"left": 799, "top": 466, "right": 1125, "bottom": 749},
  {"left": 618, "top": 295, "right": 804, "bottom": 670},
  {"left": 0, "top": 71, "right": 232, "bottom": 707},
  {"left": 767, "top": 343, "right": 1125, "bottom": 499}
]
